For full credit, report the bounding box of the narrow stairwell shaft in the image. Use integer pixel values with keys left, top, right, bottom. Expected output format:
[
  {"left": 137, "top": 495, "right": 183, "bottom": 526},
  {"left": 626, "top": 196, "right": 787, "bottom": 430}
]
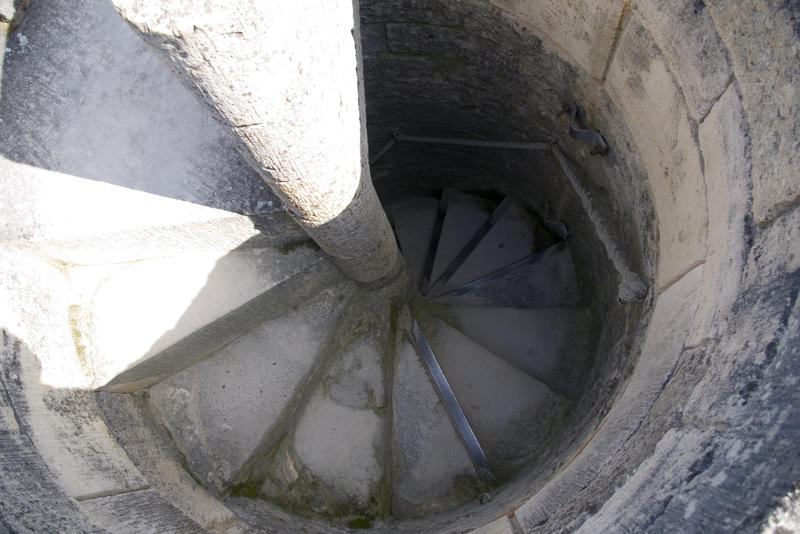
[{"left": 111, "top": 0, "right": 400, "bottom": 283}]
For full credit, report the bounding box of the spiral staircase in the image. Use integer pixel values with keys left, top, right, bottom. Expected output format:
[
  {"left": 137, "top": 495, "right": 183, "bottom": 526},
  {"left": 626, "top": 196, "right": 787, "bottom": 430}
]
[
  {"left": 126, "top": 187, "right": 592, "bottom": 529},
  {"left": 2, "top": 0, "right": 799, "bottom": 533}
]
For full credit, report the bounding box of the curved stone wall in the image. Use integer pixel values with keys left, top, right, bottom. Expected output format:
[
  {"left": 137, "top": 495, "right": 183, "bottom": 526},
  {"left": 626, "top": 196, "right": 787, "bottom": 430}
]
[{"left": 0, "top": 0, "right": 798, "bottom": 533}]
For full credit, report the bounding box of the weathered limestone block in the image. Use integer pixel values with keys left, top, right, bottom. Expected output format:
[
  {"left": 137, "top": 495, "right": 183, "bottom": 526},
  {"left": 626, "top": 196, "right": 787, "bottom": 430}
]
[
  {"left": 111, "top": 0, "right": 400, "bottom": 283},
  {"left": 488, "top": 0, "right": 625, "bottom": 79},
  {"left": 706, "top": 0, "right": 800, "bottom": 224},
  {"left": 0, "top": 0, "right": 277, "bottom": 219},
  {"left": 631, "top": 0, "right": 732, "bottom": 120},
  {"left": 0, "top": 433, "right": 102, "bottom": 533},
  {"left": 93, "top": 249, "right": 335, "bottom": 392},
  {"left": 689, "top": 84, "right": 751, "bottom": 346},
  {"left": 605, "top": 20, "right": 707, "bottom": 292},
  {"left": 0, "top": 251, "right": 149, "bottom": 501},
  {"left": 0, "top": 160, "right": 301, "bottom": 265},
  {"left": 80, "top": 489, "right": 205, "bottom": 533},
  {"left": 515, "top": 265, "right": 702, "bottom": 529}
]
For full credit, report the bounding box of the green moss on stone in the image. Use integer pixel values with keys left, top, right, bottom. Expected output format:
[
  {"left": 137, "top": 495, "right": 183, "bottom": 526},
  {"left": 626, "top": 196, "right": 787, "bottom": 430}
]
[
  {"left": 230, "top": 481, "right": 262, "bottom": 498},
  {"left": 347, "top": 517, "right": 372, "bottom": 529}
]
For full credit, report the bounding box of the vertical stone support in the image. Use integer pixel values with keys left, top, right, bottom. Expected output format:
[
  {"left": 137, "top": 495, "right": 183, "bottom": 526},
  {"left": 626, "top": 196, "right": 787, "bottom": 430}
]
[{"left": 111, "top": 0, "right": 400, "bottom": 283}]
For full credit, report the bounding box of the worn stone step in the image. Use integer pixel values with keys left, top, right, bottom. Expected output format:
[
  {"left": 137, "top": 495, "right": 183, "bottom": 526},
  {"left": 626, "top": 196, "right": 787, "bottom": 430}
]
[
  {"left": 147, "top": 280, "right": 357, "bottom": 492},
  {"left": 431, "top": 242, "right": 581, "bottom": 308},
  {"left": 421, "top": 317, "right": 570, "bottom": 479},
  {"left": 428, "top": 190, "right": 493, "bottom": 288},
  {"left": 259, "top": 331, "right": 387, "bottom": 524},
  {"left": 88, "top": 245, "right": 334, "bottom": 392},
  {"left": 392, "top": 310, "right": 481, "bottom": 519},
  {"left": 441, "top": 306, "right": 592, "bottom": 397},
  {"left": 443, "top": 199, "right": 538, "bottom": 291},
  {"left": 385, "top": 196, "right": 440, "bottom": 288},
  {"left": 79, "top": 489, "right": 205, "bottom": 534}
]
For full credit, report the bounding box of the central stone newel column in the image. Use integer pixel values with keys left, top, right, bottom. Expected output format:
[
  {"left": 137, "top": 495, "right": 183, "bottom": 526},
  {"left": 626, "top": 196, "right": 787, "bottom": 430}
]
[{"left": 112, "top": 0, "right": 400, "bottom": 283}]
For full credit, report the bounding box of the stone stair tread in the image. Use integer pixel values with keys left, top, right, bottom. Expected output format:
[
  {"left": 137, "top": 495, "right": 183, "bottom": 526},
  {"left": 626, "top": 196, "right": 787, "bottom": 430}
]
[
  {"left": 423, "top": 319, "right": 569, "bottom": 478},
  {"left": 392, "top": 336, "right": 480, "bottom": 519},
  {"left": 260, "top": 333, "right": 386, "bottom": 517},
  {"left": 147, "top": 281, "right": 357, "bottom": 492},
  {"left": 89, "top": 243, "right": 328, "bottom": 390},
  {"left": 385, "top": 197, "right": 440, "bottom": 286},
  {"left": 444, "top": 199, "right": 537, "bottom": 291},
  {"left": 432, "top": 243, "right": 580, "bottom": 308},
  {"left": 442, "top": 306, "right": 589, "bottom": 396},
  {"left": 429, "top": 190, "right": 493, "bottom": 287}
]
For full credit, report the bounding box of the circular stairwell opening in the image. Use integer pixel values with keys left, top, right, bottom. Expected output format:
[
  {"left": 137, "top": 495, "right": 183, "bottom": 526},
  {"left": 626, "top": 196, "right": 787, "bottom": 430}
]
[
  {"left": 2, "top": 0, "right": 798, "bottom": 533},
  {"left": 98, "top": 1, "right": 655, "bottom": 529}
]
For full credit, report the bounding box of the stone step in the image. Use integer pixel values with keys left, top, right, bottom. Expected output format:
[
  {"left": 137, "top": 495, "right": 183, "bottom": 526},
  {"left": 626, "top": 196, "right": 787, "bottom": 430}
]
[
  {"left": 428, "top": 190, "right": 493, "bottom": 288},
  {"left": 384, "top": 196, "right": 440, "bottom": 288},
  {"left": 443, "top": 199, "right": 538, "bottom": 291},
  {"left": 259, "top": 331, "right": 388, "bottom": 524},
  {"left": 0, "top": 160, "right": 302, "bottom": 266},
  {"left": 441, "top": 306, "right": 592, "bottom": 397},
  {"left": 420, "top": 317, "right": 570, "bottom": 479},
  {"left": 392, "top": 309, "right": 481, "bottom": 519},
  {"left": 147, "top": 280, "right": 357, "bottom": 491},
  {"left": 431, "top": 242, "right": 581, "bottom": 308},
  {"left": 89, "top": 244, "right": 333, "bottom": 392}
]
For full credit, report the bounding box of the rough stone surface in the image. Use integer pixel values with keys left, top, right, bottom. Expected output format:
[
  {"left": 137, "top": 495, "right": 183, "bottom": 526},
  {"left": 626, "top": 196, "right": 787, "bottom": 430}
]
[
  {"left": 0, "top": 159, "right": 301, "bottom": 265},
  {"left": 743, "top": 205, "right": 800, "bottom": 290},
  {"left": 385, "top": 197, "right": 439, "bottom": 287},
  {"left": 574, "top": 267, "right": 800, "bottom": 532},
  {"left": 0, "top": 0, "right": 15, "bottom": 22},
  {"left": 0, "top": 250, "right": 148, "bottom": 501},
  {"left": 149, "top": 282, "right": 355, "bottom": 491},
  {"left": 605, "top": 19, "right": 708, "bottom": 292},
  {"left": 97, "top": 392, "right": 249, "bottom": 531},
  {"left": 516, "top": 264, "right": 702, "bottom": 530},
  {"left": 688, "top": 84, "right": 752, "bottom": 347},
  {"left": 392, "top": 327, "right": 479, "bottom": 519},
  {"left": 0, "top": 0, "right": 278, "bottom": 217},
  {"left": 111, "top": 0, "right": 400, "bottom": 283},
  {"left": 293, "top": 392, "right": 383, "bottom": 507},
  {"left": 258, "top": 332, "right": 388, "bottom": 521},
  {"left": 424, "top": 319, "right": 567, "bottom": 479},
  {"left": 0, "top": 433, "right": 101, "bottom": 533},
  {"left": 80, "top": 489, "right": 204, "bottom": 533},
  {"left": 488, "top": 0, "right": 626, "bottom": 79},
  {"left": 446, "top": 199, "right": 538, "bottom": 290},
  {"left": 446, "top": 306, "right": 589, "bottom": 397},
  {"left": 706, "top": 0, "right": 800, "bottom": 224},
  {"left": 631, "top": 0, "right": 732, "bottom": 120},
  {"left": 471, "top": 515, "right": 516, "bottom": 534}
]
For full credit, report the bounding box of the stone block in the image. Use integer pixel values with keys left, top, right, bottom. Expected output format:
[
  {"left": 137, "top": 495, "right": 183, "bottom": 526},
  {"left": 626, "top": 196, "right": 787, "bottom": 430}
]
[
  {"left": 80, "top": 489, "right": 204, "bottom": 533},
  {"left": 97, "top": 392, "right": 244, "bottom": 530},
  {"left": 0, "top": 0, "right": 15, "bottom": 22},
  {"left": 392, "top": 325, "right": 478, "bottom": 518},
  {"left": 471, "top": 515, "right": 516, "bottom": 534},
  {"left": 631, "top": 0, "right": 732, "bottom": 120},
  {"left": 515, "top": 265, "right": 702, "bottom": 529},
  {"left": 744, "top": 206, "right": 800, "bottom": 291},
  {"left": 0, "top": 433, "right": 101, "bottom": 533},
  {"left": 148, "top": 281, "right": 356, "bottom": 490},
  {"left": 605, "top": 20, "right": 707, "bottom": 292},
  {"left": 0, "top": 0, "right": 276, "bottom": 217},
  {"left": 688, "top": 84, "right": 751, "bottom": 346},
  {"left": 0, "top": 251, "right": 149, "bottom": 501},
  {"left": 706, "top": 0, "right": 800, "bottom": 224},
  {"left": 386, "top": 22, "right": 474, "bottom": 54},
  {"left": 84, "top": 245, "right": 328, "bottom": 391},
  {"left": 0, "top": 160, "right": 302, "bottom": 266},
  {"left": 488, "top": 0, "right": 625, "bottom": 78}
]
